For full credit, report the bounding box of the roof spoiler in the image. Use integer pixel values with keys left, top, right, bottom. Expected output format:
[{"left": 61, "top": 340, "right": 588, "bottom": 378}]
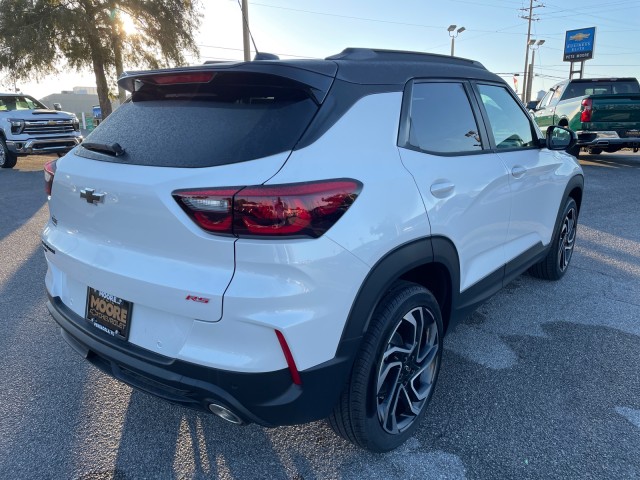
[{"left": 118, "top": 61, "right": 337, "bottom": 104}]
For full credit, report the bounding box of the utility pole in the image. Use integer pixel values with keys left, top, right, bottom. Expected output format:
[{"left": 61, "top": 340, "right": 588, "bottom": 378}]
[
  {"left": 242, "top": 0, "right": 251, "bottom": 61},
  {"left": 520, "top": 0, "right": 543, "bottom": 102}
]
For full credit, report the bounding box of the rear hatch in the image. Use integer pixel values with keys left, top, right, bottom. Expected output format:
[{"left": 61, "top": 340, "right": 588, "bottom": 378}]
[{"left": 45, "top": 62, "right": 336, "bottom": 347}]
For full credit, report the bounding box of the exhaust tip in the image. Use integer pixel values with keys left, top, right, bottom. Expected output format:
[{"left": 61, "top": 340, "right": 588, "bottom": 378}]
[{"left": 208, "top": 403, "right": 245, "bottom": 425}]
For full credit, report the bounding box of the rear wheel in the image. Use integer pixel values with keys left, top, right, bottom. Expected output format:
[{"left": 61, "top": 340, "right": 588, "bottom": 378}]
[
  {"left": 529, "top": 197, "right": 578, "bottom": 280},
  {"left": 587, "top": 147, "right": 602, "bottom": 155},
  {"left": 328, "top": 281, "right": 443, "bottom": 452},
  {"left": 0, "top": 139, "right": 17, "bottom": 169}
]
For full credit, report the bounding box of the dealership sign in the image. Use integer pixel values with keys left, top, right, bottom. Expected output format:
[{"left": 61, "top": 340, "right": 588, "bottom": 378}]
[{"left": 564, "top": 27, "right": 596, "bottom": 62}]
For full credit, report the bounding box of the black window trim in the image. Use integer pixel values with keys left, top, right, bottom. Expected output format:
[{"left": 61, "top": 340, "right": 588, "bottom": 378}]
[
  {"left": 397, "top": 78, "right": 492, "bottom": 158},
  {"left": 469, "top": 80, "right": 543, "bottom": 153}
]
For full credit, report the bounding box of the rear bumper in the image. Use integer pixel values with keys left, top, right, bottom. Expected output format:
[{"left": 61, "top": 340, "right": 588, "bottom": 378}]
[
  {"left": 576, "top": 131, "right": 640, "bottom": 149},
  {"left": 6, "top": 136, "right": 82, "bottom": 154},
  {"left": 47, "top": 295, "right": 356, "bottom": 427}
]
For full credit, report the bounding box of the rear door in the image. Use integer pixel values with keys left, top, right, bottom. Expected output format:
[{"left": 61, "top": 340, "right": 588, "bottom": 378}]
[{"left": 398, "top": 80, "right": 511, "bottom": 292}]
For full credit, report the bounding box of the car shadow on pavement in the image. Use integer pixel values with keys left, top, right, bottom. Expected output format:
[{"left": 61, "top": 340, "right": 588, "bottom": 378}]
[
  {"left": 0, "top": 169, "right": 48, "bottom": 244},
  {"left": 419, "top": 320, "right": 640, "bottom": 480},
  {"left": 110, "top": 391, "right": 295, "bottom": 479},
  {"left": 580, "top": 154, "right": 640, "bottom": 169},
  {"left": 0, "top": 247, "right": 93, "bottom": 479}
]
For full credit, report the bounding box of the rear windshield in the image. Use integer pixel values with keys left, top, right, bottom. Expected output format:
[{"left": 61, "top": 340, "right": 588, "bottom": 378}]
[
  {"left": 563, "top": 81, "right": 640, "bottom": 100},
  {"left": 77, "top": 74, "right": 319, "bottom": 167}
]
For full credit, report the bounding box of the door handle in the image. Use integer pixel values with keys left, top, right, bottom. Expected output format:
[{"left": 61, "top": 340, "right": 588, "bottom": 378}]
[
  {"left": 430, "top": 181, "right": 455, "bottom": 198},
  {"left": 511, "top": 166, "right": 527, "bottom": 178}
]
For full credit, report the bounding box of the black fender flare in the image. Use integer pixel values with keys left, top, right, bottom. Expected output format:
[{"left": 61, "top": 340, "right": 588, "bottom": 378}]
[{"left": 335, "top": 236, "right": 461, "bottom": 359}]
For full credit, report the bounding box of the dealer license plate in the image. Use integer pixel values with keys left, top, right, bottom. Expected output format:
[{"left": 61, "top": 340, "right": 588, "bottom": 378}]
[
  {"left": 625, "top": 129, "right": 640, "bottom": 137},
  {"left": 85, "top": 287, "right": 132, "bottom": 340}
]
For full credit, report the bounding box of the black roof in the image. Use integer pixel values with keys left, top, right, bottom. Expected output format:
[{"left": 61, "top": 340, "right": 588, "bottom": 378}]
[
  {"left": 119, "top": 48, "right": 503, "bottom": 96},
  {"left": 327, "top": 48, "right": 499, "bottom": 84}
]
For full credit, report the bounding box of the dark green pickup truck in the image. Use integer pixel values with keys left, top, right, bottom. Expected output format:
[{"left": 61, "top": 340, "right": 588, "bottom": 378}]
[{"left": 531, "top": 78, "right": 640, "bottom": 158}]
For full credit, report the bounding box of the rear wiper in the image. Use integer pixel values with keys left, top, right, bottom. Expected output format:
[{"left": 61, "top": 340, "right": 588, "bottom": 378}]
[{"left": 82, "top": 142, "right": 126, "bottom": 157}]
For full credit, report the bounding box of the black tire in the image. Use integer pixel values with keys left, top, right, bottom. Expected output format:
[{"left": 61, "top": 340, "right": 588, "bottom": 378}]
[
  {"left": 0, "top": 139, "right": 17, "bottom": 169},
  {"left": 567, "top": 144, "right": 581, "bottom": 159},
  {"left": 529, "top": 197, "right": 578, "bottom": 281},
  {"left": 328, "top": 281, "right": 443, "bottom": 452},
  {"left": 587, "top": 147, "right": 602, "bottom": 155}
]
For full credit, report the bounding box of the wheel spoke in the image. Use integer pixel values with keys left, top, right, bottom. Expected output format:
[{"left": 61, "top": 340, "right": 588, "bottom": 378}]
[
  {"left": 409, "top": 352, "right": 438, "bottom": 400},
  {"left": 377, "top": 371, "right": 403, "bottom": 433},
  {"left": 400, "top": 386, "right": 423, "bottom": 416},
  {"left": 377, "top": 361, "right": 402, "bottom": 395},
  {"left": 382, "top": 345, "right": 412, "bottom": 362}
]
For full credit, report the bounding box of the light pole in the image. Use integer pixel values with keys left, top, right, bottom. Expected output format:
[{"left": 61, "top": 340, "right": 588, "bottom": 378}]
[
  {"left": 526, "top": 39, "right": 545, "bottom": 102},
  {"left": 241, "top": 0, "right": 251, "bottom": 61},
  {"left": 447, "top": 25, "right": 465, "bottom": 56}
]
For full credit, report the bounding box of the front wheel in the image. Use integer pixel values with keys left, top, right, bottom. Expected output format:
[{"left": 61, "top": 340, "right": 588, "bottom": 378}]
[
  {"left": 529, "top": 197, "right": 578, "bottom": 280},
  {"left": 0, "top": 139, "right": 17, "bottom": 169},
  {"left": 328, "top": 281, "right": 443, "bottom": 452}
]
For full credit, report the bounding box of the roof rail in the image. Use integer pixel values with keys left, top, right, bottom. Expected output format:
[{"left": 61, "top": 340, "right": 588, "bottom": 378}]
[{"left": 326, "top": 48, "right": 484, "bottom": 68}]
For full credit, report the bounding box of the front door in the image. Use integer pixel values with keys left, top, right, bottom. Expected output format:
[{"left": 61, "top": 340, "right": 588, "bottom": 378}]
[{"left": 397, "top": 80, "right": 511, "bottom": 293}]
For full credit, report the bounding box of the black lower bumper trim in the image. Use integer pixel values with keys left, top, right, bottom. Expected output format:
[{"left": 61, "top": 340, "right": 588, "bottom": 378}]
[
  {"left": 577, "top": 135, "right": 640, "bottom": 149},
  {"left": 47, "top": 295, "right": 356, "bottom": 427}
]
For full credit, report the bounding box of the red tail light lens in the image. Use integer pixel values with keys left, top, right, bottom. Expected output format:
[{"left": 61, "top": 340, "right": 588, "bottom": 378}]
[
  {"left": 173, "top": 189, "right": 237, "bottom": 235},
  {"left": 44, "top": 159, "right": 57, "bottom": 196},
  {"left": 580, "top": 98, "right": 593, "bottom": 122},
  {"left": 173, "top": 179, "right": 362, "bottom": 239}
]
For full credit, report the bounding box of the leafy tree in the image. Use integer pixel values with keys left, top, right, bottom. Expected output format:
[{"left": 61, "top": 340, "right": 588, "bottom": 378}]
[{"left": 0, "top": 0, "right": 201, "bottom": 118}]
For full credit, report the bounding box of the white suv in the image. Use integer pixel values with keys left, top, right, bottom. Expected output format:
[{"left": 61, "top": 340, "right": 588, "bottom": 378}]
[{"left": 42, "top": 48, "right": 583, "bottom": 452}]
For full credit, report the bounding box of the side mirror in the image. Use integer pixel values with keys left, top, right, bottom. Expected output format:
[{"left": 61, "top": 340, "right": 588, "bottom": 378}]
[
  {"left": 526, "top": 100, "right": 539, "bottom": 111},
  {"left": 545, "top": 125, "right": 576, "bottom": 151},
  {"left": 53, "top": 103, "right": 62, "bottom": 111}
]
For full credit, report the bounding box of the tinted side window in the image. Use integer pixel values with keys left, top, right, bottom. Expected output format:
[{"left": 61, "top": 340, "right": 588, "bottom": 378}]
[
  {"left": 407, "top": 82, "right": 483, "bottom": 154},
  {"left": 478, "top": 84, "right": 536, "bottom": 149}
]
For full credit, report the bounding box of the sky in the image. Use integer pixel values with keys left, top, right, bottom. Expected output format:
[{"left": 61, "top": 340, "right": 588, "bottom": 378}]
[{"left": 6, "top": 0, "right": 640, "bottom": 102}]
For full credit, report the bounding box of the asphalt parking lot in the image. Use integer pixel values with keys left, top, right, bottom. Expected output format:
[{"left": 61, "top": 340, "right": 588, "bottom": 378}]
[{"left": 1, "top": 152, "right": 639, "bottom": 480}]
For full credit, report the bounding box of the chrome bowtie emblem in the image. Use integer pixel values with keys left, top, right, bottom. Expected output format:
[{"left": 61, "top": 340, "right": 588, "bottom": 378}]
[{"left": 80, "top": 188, "right": 105, "bottom": 205}]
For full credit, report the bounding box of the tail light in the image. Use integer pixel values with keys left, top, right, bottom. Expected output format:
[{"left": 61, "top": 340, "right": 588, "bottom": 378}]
[
  {"left": 173, "top": 179, "right": 362, "bottom": 239},
  {"left": 44, "top": 159, "right": 57, "bottom": 196},
  {"left": 580, "top": 98, "right": 593, "bottom": 122}
]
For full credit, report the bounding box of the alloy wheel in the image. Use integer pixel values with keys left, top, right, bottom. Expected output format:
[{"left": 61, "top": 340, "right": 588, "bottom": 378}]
[
  {"left": 376, "top": 305, "right": 439, "bottom": 434},
  {"left": 558, "top": 206, "right": 577, "bottom": 272}
]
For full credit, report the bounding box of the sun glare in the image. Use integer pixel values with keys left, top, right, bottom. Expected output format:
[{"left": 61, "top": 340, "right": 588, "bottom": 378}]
[{"left": 118, "top": 11, "right": 137, "bottom": 36}]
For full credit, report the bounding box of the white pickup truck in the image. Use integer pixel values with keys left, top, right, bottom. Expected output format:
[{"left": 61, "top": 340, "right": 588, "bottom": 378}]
[{"left": 0, "top": 93, "right": 83, "bottom": 168}]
